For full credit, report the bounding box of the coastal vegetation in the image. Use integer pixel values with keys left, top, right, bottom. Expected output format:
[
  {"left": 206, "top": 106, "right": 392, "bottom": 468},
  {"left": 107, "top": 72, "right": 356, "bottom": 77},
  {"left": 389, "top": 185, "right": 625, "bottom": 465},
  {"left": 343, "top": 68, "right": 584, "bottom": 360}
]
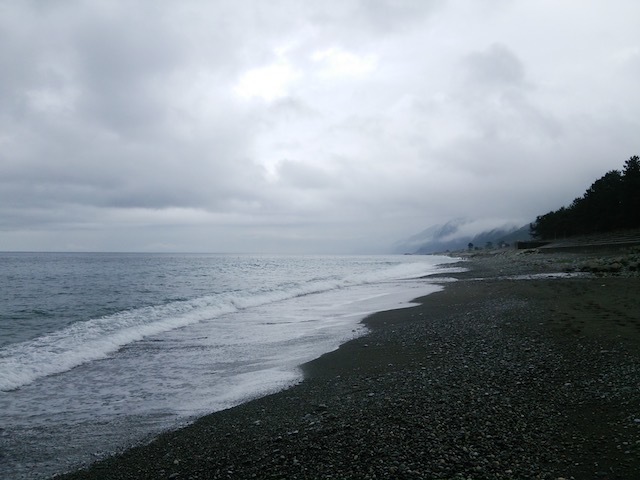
[{"left": 530, "top": 155, "right": 640, "bottom": 239}]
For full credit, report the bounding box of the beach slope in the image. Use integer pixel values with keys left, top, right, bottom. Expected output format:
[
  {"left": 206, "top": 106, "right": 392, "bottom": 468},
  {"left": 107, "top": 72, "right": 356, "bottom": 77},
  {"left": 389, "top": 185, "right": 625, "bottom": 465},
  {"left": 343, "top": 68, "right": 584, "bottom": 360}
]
[{"left": 58, "top": 251, "right": 640, "bottom": 479}]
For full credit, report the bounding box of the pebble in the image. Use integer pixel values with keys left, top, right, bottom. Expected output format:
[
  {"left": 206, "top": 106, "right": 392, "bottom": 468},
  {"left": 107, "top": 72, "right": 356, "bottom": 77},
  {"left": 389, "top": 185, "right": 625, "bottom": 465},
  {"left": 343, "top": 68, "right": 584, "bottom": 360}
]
[{"left": 55, "top": 251, "right": 640, "bottom": 480}]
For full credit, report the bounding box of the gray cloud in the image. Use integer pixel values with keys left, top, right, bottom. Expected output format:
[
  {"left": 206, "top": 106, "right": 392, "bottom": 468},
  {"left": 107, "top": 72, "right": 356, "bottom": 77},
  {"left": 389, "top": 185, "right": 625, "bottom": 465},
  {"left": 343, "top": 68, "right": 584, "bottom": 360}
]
[
  {"left": 1, "top": 0, "right": 639, "bottom": 253},
  {"left": 462, "top": 44, "right": 526, "bottom": 89}
]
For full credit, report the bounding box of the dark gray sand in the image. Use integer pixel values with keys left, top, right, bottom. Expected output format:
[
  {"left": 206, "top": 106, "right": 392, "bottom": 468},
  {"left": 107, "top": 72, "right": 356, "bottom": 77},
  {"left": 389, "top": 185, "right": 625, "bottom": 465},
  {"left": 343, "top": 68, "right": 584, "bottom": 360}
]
[{"left": 57, "top": 251, "right": 640, "bottom": 479}]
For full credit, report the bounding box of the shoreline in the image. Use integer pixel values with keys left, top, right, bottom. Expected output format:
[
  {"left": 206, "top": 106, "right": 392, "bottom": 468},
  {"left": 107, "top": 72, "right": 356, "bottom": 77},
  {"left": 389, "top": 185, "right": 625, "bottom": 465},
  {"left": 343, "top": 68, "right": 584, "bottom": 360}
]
[{"left": 57, "top": 251, "right": 640, "bottom": 479}]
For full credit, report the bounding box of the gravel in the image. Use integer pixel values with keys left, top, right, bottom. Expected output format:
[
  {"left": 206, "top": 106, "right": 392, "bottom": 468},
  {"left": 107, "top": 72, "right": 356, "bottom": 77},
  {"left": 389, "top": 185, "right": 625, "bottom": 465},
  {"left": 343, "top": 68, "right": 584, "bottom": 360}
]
[{"left": 57, "top": 251, "right": 640, "bottom": 480}]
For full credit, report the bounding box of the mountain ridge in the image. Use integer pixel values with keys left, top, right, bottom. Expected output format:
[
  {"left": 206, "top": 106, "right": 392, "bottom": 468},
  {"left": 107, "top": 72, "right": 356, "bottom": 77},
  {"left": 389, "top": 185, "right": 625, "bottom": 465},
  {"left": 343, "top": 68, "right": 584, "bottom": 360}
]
[{"left": 394, "top": 219, "right": 531, "bottom": 254}]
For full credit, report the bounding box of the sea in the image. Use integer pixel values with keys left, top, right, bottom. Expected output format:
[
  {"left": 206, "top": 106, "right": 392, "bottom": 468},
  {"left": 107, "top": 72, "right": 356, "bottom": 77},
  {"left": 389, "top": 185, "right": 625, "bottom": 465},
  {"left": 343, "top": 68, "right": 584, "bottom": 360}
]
[{"left": 0, "top": 252, "right": 460, "bottom": 479}]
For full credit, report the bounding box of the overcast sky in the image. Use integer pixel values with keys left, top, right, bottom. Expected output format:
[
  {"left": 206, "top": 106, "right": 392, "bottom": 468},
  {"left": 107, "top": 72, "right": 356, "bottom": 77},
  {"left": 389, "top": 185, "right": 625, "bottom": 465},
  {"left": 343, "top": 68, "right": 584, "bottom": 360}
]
[{"left": 1, "top": 0, "right": 639, "bottom": 253}]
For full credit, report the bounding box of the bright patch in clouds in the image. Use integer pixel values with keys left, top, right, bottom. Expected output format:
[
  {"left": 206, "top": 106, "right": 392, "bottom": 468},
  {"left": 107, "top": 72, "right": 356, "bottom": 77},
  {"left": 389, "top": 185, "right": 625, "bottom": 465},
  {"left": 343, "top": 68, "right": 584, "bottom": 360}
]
[
  {"left": 234, "top": 62, "right": 301, "bottom": 101},
  {"left": 312, "top": 47, "right": 377, "bottom": 78}
]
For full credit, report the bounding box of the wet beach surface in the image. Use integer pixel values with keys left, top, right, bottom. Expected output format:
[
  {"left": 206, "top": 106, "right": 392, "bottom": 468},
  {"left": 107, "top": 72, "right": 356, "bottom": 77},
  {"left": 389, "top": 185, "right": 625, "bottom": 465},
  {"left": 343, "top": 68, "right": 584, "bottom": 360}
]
[{"left": 57, "top": 250, "right": 640, "bottom": 479}]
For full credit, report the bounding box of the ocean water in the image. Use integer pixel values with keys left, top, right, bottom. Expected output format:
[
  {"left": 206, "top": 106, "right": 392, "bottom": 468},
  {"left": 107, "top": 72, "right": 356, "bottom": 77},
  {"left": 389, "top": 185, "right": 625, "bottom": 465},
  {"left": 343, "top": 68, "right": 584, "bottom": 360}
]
[{"left": 0, "top": 253, "right": 459, "bottom": 479}]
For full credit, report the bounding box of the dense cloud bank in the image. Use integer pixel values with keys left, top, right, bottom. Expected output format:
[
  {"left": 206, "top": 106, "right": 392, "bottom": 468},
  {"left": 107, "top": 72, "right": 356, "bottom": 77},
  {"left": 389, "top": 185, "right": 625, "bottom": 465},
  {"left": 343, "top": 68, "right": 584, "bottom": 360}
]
[{"left": 1, "top": 1, "right": 639, "bottom": 252}]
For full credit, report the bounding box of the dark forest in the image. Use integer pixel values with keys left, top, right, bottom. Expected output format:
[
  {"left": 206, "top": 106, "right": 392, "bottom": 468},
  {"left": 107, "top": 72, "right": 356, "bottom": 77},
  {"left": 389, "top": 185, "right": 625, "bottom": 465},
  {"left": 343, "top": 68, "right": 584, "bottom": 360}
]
[{"left": 530, "top": 155, "right": 640, "bottom": 239}]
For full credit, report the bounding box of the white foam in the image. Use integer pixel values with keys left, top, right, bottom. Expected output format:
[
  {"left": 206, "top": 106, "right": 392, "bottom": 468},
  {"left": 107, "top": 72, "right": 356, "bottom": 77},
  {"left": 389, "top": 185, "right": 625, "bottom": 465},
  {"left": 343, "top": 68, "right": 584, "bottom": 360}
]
[
  {"left": 0, "top": 299, "right": 238, "bottom": 391},
  {"left": 177, "top": 368, "right": 303, "bottom": 415},
  {"left": 0, "top": 255, "right": 456, "bottom": 392}
]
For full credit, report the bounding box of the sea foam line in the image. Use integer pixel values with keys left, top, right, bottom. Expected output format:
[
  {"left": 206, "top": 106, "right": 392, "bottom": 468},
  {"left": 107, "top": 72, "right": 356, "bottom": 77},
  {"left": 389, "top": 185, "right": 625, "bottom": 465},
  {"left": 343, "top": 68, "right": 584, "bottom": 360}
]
[{"left": 0, "top": 259, "right": 448, "bottom": 392}]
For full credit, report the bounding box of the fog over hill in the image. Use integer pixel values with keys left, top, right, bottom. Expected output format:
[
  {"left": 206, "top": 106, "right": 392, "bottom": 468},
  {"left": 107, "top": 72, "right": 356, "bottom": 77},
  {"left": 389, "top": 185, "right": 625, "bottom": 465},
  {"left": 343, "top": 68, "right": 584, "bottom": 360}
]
[{"left": 393, "top": 219, "right": 531, "bottom": 254}]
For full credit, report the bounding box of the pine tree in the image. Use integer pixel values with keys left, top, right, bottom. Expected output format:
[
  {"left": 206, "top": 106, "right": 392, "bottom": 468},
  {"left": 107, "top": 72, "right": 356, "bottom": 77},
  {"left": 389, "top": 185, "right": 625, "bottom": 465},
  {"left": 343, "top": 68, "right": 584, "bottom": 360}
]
[{"left": 621, "top": 155, "right": 640, "bottom": 228}]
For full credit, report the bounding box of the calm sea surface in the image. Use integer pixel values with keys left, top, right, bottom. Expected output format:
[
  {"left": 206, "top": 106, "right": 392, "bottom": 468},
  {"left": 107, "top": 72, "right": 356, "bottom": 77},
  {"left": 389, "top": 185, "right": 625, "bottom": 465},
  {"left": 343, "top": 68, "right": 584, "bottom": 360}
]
[{"left": 0, "top": 253, "right": 460, "bottom": 479}]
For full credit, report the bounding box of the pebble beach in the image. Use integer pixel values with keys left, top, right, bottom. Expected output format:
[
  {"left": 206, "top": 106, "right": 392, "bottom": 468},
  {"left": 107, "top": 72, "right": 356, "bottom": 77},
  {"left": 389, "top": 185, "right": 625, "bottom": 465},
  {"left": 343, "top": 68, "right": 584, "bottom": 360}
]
[{"left": 57, "top": 249, "right": 640, "bottom": 480}]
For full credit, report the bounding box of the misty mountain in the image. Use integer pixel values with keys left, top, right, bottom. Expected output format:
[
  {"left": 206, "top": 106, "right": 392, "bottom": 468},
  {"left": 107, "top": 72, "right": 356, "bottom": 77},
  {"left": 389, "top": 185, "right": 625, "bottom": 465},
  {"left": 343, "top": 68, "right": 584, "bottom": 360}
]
[{"left": 393, "top": 219, "right": 531, "bottom": 254}]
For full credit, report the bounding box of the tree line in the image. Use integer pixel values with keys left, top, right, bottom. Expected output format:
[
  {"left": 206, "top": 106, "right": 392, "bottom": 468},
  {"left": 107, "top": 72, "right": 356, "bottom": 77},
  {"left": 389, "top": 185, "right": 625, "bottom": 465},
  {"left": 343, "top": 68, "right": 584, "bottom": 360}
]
[{"left": 530, "top": 155, "right": 640, "bottom": 240}]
